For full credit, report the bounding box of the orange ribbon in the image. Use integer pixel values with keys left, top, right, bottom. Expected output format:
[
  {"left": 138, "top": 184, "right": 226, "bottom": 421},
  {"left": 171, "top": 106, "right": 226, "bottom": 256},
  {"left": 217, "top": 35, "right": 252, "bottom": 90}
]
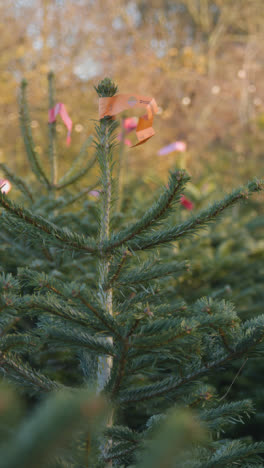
[{"left": 98, "top": 94, "right": 158, "bottom": 146}]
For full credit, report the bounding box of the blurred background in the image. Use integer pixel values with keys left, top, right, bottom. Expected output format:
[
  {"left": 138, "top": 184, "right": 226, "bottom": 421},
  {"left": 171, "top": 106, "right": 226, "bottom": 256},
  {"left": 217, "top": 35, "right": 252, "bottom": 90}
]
[{"left": 1, "top": 0, "right": 264, "bottom": 190}]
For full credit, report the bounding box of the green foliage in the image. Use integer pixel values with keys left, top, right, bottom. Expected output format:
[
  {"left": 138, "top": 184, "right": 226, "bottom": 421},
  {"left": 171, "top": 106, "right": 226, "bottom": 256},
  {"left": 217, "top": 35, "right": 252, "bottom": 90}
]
[
  {"left": 0, "top": 74, "right": 98, "bottom": 280},
  {"left": 0, "top": 76, "right": 264, "bottom": 467},
  {"left": 0, "top": 386, "right": 107, "bottom": 468},
  {"left": 153, "top": 185, "right": 264, "bottom": 441}
]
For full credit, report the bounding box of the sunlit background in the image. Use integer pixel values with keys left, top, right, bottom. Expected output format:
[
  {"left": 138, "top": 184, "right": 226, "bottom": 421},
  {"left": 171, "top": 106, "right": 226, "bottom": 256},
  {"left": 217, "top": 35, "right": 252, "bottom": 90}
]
[{"left": 1, "top": 0, "right": 264, "bottom": 188}]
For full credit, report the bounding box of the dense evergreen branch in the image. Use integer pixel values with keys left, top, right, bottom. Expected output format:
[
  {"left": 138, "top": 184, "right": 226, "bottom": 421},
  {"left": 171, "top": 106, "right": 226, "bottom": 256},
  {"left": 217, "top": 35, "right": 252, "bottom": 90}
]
[
  {"left": 0, "top": 192, "right": 97, "bottom": 254},
  {"left": 118, "top": 322, "right": 264, "bottom": 403},
  {"left": 103, "top": 441, "right": 139, "bottom": 464},
  {"left": 18, "top": 270, "right": 122, "bottom": 338},
  {"left": 18, "top": 296, "right": 112, "bottom": 335},
  {"left": 196, "top": 441, "right": 264, "bottom": 468},
  {"left": 106, "top": 250, "right": 131, "bottom": 289},
  {"left": 44, "top": 328, "right": 117, "bottom": 357},
  {"left": 105, "top": 169, "right": 190, "bottom": 251},
  {"left": 126, "top": 179, "right": 263, "bottom": 251},
  {"left": 0, "top": 163, "right": 34, "bottom": 201},
  {"left": 78, "top": 293, "right": 122, "bottom": 339},
  {"left": 110, "top": 339, "right": 129, "bottom": 397},
  {"left": 201, "top": 400, "right": 254, "bottom": 432},
  {"left": 116, "top": 260, "right": 188, "bottom": 285},
  {"left": 0, "top": 334, "right": 38, "bottom": 353},
  {"left": 0, "top": 352, "right": 60, "bottom": 393}
]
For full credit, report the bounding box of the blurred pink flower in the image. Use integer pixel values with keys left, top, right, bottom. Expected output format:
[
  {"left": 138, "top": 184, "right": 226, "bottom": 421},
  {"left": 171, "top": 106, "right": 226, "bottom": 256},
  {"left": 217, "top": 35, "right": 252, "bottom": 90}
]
[
  {"left": 123, "top": 117, "right": 138, "bottom": 133},
  {"left": 158, "top": 141, "right": 187, "bottom": 156},
  {"left": 180, "top": 195, "right": 193, "bottom": 210},
  {"left": 0, "top": 179, "right": 12, "bottom": 194},
  {"left": 117, "top": 133, "right": 132, "bottom": 147},
  {"left": 89, "top": 190, "right": 101, "bottom": 197}
]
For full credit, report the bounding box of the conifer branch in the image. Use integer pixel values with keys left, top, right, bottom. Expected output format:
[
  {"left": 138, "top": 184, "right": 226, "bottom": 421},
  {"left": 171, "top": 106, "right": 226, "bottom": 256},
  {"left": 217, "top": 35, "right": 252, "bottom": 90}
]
[
  {"left": 0, "top": 163, "right": 34, "bottom": 201},
  {"left": 55, "top": 157, "right": 97, "bottom": 190},
  {"left": 0, "top": 193, "right": 97, "bottom": 254},
  {"left": 19, "top": 270, "right": 121, "bottom": 338},
  {"left": 116, "top": 260, "right": 189, "bottom": 285},
  {"left": 128, "top": 309, "right": 238, "bottom": 353},
  {"left": 104, "top": 425, "right": 140, "bottom": 444},
  {"left": 19, "top": 79, "right": 51, "bottom": 189},
  {"left": 118, "top": 287, "right": 160, "bottom": 315},
  {"left": 103, "top": 442, "right": 139, "bottom": 464},
  {"left": 196, "top": 441, "right": 264, "bottom": 468},
  {"left": 201, "top": 400, "right": 254, "bottom": 432},
  {"left": 56, "top": 136, "right": 95, "bottom": 189},
  {"left": 127, "top": 179, "right": 264, "bottom": 251},
  {"left": 118, "top": 323, "right": 264, "bottom": 404},
  {"left": 0, "top": 334, "right": 38, "bottom": 353},
  {"left": 19, "top": 296, "right": 112, "bottom": 335},
  {"left": 44, "top": 327, "right": 117, "bottom": 357},
  {"left": 0, "top": 352, "right": 60, "bottom": 393},
  {"left": 105, "top": 169, "right": 190, "bottom": 251},
  {"left": 0, "top": 317, "right": 21, "bottom": 338},
  {"left": 78, "top": 293, "right": 122, "bottom": 339},
  {"left": 203, "top": 302, "right": 234, "bottom": 352},
  {"left": 110, "top": 339, "right": 129, "bottom": 397},
  {"left": 105, "top": 250, "right": 131, "bottom": 289},
  {"left": 51, "top": 183, "right": 99, "bottom": 209}
]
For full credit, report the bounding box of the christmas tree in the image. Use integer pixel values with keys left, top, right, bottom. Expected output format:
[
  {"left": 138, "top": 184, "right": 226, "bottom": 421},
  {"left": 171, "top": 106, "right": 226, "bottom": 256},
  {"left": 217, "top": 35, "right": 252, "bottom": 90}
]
[
  {"left": 163, "top": 192, "right": 264, "bottom": 444},
  {"left": 0, "top": 72, "right": 98, "bottom": 280},
  {"left": 0, "top": 73, "right": 99, "bottom": 392},
  {"left": 1, "top": 77, "right": 264, "bottom": 467}
]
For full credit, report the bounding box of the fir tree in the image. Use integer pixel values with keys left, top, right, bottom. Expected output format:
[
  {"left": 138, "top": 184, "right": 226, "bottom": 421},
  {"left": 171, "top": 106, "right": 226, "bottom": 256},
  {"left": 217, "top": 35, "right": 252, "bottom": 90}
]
[
  {"left": 164, "top": 193, "right": 264, "bottom": 443},
  {"left": 0, "top": 73, "right": 98, "bottom": 280},
  {"left": 0, "top": 77, "right": 264, "bottom": 467},
  {"left": 0, "top": 73, "right": 99, "bottom": 388}
]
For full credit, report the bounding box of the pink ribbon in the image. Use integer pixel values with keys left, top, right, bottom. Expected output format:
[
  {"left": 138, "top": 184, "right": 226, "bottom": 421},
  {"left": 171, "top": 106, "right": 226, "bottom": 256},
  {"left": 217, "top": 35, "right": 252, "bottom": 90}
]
[
  {"left": 0, "top": 179, "right": 11, "bottom": 194},
  {"left": 89, "top": 190, "right": 101, "bottom": 198},
  {"left": 116, "top": 118, "right": 138, "bottom": 147},
  {"left": 158, "top": 141, "right": 187, "bottom": 156},
  {"left": 0, "top": 179, "right": 12, "bottom": 194},
  {"left": 180, "top": 195, "right": 193, "bottom": 210},
  {"left": 48, "top": 103, "right": 72, "bottom": 145}
]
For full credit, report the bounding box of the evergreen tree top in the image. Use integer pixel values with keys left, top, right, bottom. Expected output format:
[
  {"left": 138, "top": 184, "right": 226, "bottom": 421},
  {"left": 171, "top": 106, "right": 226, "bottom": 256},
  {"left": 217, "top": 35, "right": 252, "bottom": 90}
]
[{"left": 95, "top": 77, "right": 118, "bottom": 97}]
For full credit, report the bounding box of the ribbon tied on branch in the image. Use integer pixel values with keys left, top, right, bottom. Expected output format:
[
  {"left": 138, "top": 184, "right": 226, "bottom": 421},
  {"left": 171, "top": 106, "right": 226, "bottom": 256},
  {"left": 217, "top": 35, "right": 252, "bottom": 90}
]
[
  {"left": 48, "top": 103, "right": 73, "bottom": 145},
  {"left": 99, "top": 94, "right": 158, "bottom": 146}
]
